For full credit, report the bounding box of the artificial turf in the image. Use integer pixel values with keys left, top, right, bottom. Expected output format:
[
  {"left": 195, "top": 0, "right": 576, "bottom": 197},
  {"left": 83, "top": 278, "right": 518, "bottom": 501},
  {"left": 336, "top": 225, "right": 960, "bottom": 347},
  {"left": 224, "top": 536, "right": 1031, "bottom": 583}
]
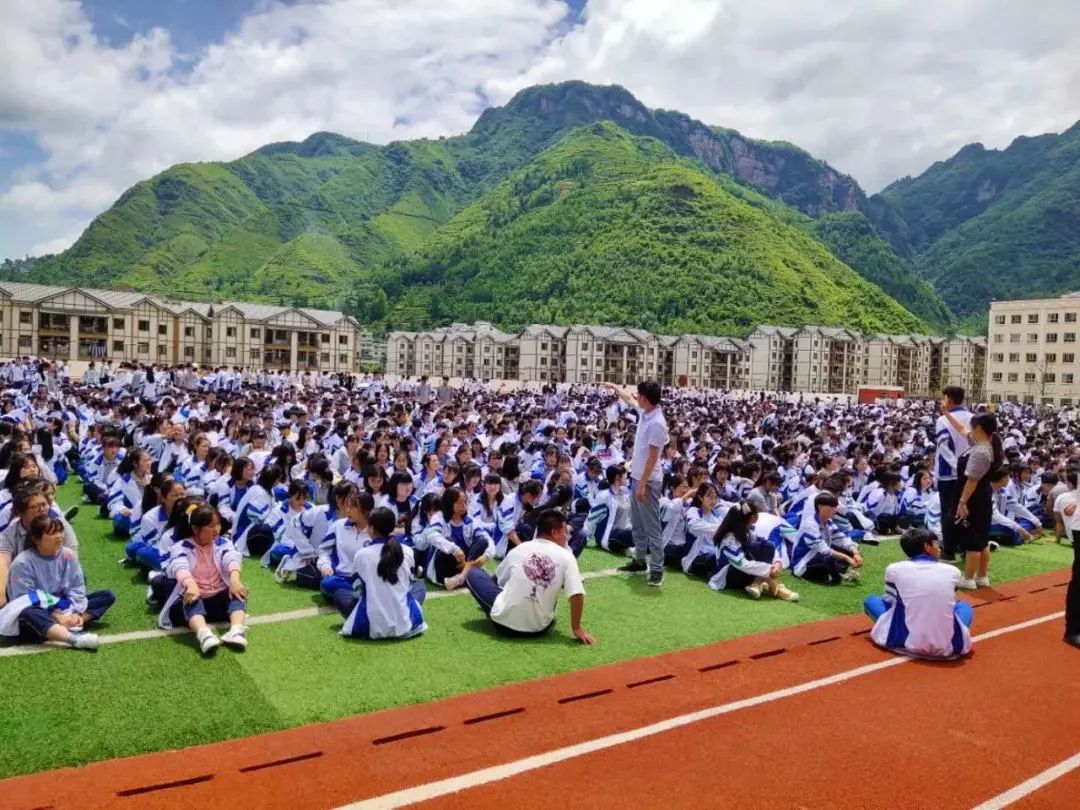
[{"left": 0, "top": 482, "right": 1072, "bottom": 778}]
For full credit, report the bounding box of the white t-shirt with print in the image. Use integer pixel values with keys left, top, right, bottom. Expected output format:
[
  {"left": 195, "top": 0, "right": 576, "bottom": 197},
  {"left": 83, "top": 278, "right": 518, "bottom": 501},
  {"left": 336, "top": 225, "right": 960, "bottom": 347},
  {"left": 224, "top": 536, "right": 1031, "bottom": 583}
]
[{"left": 490, "top": 537, "right": 584, "bottom": 633}]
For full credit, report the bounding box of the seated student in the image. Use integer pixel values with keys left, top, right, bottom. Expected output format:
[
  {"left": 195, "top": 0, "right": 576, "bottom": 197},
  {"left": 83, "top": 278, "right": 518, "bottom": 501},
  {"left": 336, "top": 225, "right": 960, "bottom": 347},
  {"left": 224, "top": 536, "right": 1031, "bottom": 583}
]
[
  {"left": 233, "top": 464, "right": 282, "bottom": 557},
  {"left": 573, "top": 457, "right": 604, "bottom": 503},
  {"left": 493, "top": 479, "right": 545, "bottom": 557},
  {"left": 709, "top": 501, "right": 799, "bottom": 601},
  {"left": 899, "top": 470, "right": 933, "bottom": 529},
  {"left": 0, "top": 483, "right": 79, "bottom": 606},
  {"left": 864, "top": 528, "right": 973, "bottom": 660},
  {"left": 318, "top": 486, "right": 375, "bottom": 599},
  {"left": 424, "top": 487, "right": 492, "bottom": 590},
  {"left": 128, "top": 477, "right": 185, "bottom": 572},
  {"left": 660, "top": 474, "right": 692, "bottom": 567},
  {"left": 791, "top": 493, "right": 864, "bottom": 584},
  {"left": 682, "top": 483, "right": 730, "bottom": 577},
  {"left": 859, "top": 471, "right": 903, "bottom": 535},
  {"left": 989, "top": 467, "right": 1040, "bottom": 548},
  {"left": 1, "top": 515, "right": 113, "bottom": 650},
  {"left": 334, "top": 507, "right": 427, "bottom": 640},
  {"left": 108, "top": 448, "right": 151, "bottom": 538},
  {"left": 263, "top": 481, "right": 319, "bottom": 585},
  {"left": 83, "top": 435, "right": 123, "bottom": 509},
  {"left": 583, "top": 465, "right": 633, "bottom": 554},
  {"left": 746, "top": 472, "right": 783, "bottom": 516},
  {"left": 464, "top": 509, "right": 594, "bottom": 644},
  {"left": 565, "top": 497, "right": 589, "bottom": 558},
  {"left": 157, "top": 502, "right": 249, "bottom": 655}
]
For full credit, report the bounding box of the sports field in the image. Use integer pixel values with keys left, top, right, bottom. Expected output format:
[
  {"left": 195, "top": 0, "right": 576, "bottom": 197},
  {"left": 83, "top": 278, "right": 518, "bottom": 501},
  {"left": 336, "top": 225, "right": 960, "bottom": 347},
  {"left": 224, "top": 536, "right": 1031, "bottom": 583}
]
[{"left": 1, "top": 482, "right": 1075, "bottom": 808}]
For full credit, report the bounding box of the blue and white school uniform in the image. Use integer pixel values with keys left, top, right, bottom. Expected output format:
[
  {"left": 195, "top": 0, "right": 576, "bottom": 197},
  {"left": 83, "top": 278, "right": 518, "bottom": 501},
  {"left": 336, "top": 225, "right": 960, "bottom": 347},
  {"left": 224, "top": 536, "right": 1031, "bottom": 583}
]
[
  {"left": 681, "top": 505, "right": 727, "bottom": 575},
  {"left": 573, "top": 471, "right": 602, "bottom": 503},
  {"left": 990, "top": 490, "right": 1040, "bottom": 545},
  {"left": 790, "top": 515, "right": 857, "bottom": 580},
  {"left": 584, "top": 488, "right": 632, "bottom": 552},
  {"left": 899, "top": 486, "right": 931, "bottom": 522},
  {"left": 177, "top": 457, "right": 209, "bottom": 497},
  {"left": 866, "top": 555, "right": 972, "bottom": 659},
  {"left": 708, "top": 532, "right": 778, "bottom": 591},
  {"left": 128, "top": 504, "right": 171, "bottom": 570},
  {"left": 262, "top": 501, "right": 319, "bottom": 579},
  {"left": 107, "top": 473, "right": 144, "bottom": 537},
  {"left": 232, "top": 484, "right": 275, "bottom": 555},
  {"left": 158, "top": 442, "right": 190, "bottom": 475},
  {"left": 339, "top": 541, "right": 427, "bottom": 640},
  {"left": 423, "top": 514, "right": 493, "bottom": 584},
  {"left": 318, "top": 517, "right": 371, "bottom": 596}
]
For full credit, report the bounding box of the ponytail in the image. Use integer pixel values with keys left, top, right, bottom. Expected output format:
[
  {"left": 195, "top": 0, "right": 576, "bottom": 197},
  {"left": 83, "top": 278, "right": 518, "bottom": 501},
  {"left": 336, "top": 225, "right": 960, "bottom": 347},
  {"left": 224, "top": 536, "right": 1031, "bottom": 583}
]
[
  {"left": 990, "top": 432, "right": 1004, "bottom": 470},
  {"left": 377, "top": 536, "right": 404, "bottom": 585}
]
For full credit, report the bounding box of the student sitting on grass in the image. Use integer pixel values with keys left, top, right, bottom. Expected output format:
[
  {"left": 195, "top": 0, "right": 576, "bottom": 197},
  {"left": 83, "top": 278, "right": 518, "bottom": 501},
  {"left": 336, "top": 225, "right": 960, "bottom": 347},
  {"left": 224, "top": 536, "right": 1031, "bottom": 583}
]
[
  {"left": 158, "top": 502, "right": 249, "bottom": 655},
  {"left": 262, "top": 480, "right": 319, "bottom": 585},
  {"left": 464, "top": 509, "right": 594, "bottom": 644},
  {"left": 0, "top": 482, "right": 79, "bottom": 606},
  {"left": 682, "top": 482, "right": 731, "bottom": 577},
  {"left": 988, "top": 467, "right": 1041, "bottom": 548},
  {"left": 864, "top": 527, "right": 973, "bottom": 660},
  {"left": 583, "top": 465, "right": 633, "bottom": 554},
  {"left": 424, "top": 487, "right": 492, "bottom": 590},
  {"left": 335, "top": 507, "right": 427, "bottom": 640},
  {"left": 791, "top": 493, "right": 864, "bottom": 584},
  {"left": 108, "top": 448, "right": 150, "bottom": 538},
  {"left": 318, "top": 485, "right": 374, "bottom": 599},
  {"left": 126, "top": 476, "right": 184, "bottom": 571},
  {"left": 1, "top": 515, "right": 114, "bottom": 650},
  {"left": 709, "top": 501, "right": 799, "bottom": 601}
]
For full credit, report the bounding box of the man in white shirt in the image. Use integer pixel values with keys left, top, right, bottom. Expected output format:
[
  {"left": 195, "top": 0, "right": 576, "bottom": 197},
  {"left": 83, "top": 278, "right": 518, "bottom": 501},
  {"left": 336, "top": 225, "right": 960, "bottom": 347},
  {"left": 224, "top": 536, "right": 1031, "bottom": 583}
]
[
  {"left": 934, "top": 386, "right": 972, "bottom": 562},
  {"left": 464, "top": 510, "right": 594, "bottom": 644},
  {"left": 604, "top": 380, "right": 669, "bottom": 586},
  {"left": 865, "top": 527, "right": 973, "bottom": 659}
]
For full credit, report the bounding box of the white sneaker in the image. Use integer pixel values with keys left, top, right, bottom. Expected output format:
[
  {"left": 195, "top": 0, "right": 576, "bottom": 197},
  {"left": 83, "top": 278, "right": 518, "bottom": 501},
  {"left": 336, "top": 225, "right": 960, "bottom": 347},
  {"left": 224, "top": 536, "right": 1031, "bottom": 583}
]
[
  {"left": 443, "top": 572, "right": 467, "bottom": 591},
  {"left": 71, "top": 633, "right": 99, "bottom": 651},
  {"left": 988, "top": 540, "right": 1000, "bottom": 552},
  {"left": 974, "top": 575, "right": 991, "bottom": 588},
  {"left": 744, "top": 583, "right": 763, "bottom": 600},
  {"left": 862, "top": 533, "right": 882, "bottom": 547},
  {"left": 773, "top": 584, "right": 800, "bottom": 602},
  {"left": 198, "top": 631, "right": 221, "bottom": 655},
  {"left": 220, "top": 625, "right": 248, "bottom": 650},
  {"left": 957, "top": 577, "right": 977, "bottom": 591},
  {"left": 841, "top": 568, "right": 862, "bottom": 584}
]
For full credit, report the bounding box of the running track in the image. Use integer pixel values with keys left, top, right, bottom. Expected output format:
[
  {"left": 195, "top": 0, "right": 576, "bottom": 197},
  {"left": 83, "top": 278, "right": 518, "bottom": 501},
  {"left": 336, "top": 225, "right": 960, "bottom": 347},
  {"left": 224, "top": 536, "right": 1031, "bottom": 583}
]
[{"left": 3, "top": 569, "right": 1077, "bottom": 810}]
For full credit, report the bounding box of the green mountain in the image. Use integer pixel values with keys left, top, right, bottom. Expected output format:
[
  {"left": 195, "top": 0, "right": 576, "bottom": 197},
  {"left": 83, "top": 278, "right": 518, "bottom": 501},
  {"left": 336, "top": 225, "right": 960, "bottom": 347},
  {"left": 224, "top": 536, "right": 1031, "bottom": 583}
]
[
  {"left": 866, "top": 122, "right": 1080, "bottom": 321},
  {"left": 364, "top": 123, "right": 926, "bottom": 336},
  {"left": 14, "top": 81, "right": 944, "bottom": 331}
]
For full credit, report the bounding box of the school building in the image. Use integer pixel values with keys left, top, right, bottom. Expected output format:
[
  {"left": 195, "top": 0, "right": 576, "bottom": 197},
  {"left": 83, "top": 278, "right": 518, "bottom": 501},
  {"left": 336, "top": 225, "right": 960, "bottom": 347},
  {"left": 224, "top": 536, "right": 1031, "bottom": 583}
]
[
  {"left": 0, "top": 282, "right": 366, "bottom": 372},
  {"left": 388, "top": 320, "right": 984, "bottom": 396},
  {"left": 986, "top": 292, "right": 1080, "bottom": 405}
]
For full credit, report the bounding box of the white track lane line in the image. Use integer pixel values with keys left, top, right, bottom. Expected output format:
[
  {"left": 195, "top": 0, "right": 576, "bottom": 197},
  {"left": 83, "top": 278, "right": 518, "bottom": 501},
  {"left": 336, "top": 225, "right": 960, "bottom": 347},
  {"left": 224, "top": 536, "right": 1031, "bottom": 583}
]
[
  {"left": 337, "top": 611, "right": 1067, "bottom": 810},
  {"left": 0, "top": 568, "right": 623, "bottom": 658},
  {"left": 970, "top": 751, "right": 1080, "bottom": 810}
]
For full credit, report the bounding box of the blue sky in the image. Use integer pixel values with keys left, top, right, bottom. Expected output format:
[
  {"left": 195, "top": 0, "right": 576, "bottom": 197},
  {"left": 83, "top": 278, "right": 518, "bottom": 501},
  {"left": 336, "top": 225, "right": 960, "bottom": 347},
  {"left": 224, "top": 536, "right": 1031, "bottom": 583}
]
[{"left": 1, "top": 0, "right": 1077, "bottom": 261}]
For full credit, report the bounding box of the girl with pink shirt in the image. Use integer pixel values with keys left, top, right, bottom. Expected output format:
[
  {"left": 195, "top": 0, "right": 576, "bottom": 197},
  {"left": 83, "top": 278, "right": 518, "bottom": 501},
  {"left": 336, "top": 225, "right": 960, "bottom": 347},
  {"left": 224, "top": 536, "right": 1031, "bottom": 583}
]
[{"left": 158, "top": 501, "right": 250, "bottom": 655}]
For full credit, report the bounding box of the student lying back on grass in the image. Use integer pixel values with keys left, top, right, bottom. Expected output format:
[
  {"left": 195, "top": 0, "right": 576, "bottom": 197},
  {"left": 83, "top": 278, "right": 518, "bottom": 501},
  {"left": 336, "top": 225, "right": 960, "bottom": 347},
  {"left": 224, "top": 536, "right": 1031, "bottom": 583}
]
[{"left": 864, "top": 527, "right": 973, "bottom": 660}]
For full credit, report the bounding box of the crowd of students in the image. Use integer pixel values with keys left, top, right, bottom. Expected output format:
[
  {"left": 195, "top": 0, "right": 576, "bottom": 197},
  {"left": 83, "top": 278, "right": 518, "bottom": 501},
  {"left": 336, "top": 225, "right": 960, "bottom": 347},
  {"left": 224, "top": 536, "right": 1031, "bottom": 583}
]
[{"left": 0, "top": 358, "right": 1077, "bottom": 658}]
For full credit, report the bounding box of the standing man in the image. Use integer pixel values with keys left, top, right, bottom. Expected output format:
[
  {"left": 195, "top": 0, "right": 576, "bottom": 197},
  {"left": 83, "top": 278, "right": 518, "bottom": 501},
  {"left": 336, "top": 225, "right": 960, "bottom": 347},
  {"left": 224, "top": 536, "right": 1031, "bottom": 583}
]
[
  {"left": 935, "top": 386, "right": 972, "bottom": 562},
  {"left": 416, "top": 375, "right": 432, "bottom": 406},
  {"left": 604, "top": 381, "right": 668, "bottom": 586},
  {"left": 436, "top": 375, "right": 453, "bottom": 406}
]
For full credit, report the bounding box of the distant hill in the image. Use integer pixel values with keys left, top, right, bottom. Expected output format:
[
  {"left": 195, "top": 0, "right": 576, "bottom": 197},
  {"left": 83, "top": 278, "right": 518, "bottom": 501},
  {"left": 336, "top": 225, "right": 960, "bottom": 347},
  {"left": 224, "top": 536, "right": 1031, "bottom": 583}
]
[
  {"left": 866, "top": 121, "right": 1080, "bottom": 323},
  {"left": 15, "top": 81, "right": 949, "bottom": 331}
]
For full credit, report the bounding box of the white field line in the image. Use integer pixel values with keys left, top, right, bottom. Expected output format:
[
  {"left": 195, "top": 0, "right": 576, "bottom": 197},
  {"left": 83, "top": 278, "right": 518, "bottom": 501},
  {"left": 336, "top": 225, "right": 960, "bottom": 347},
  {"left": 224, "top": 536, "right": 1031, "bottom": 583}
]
[
  {"left": 969, "top": 751, "right": 1080, "bottom": 810},
  {"left": 0, "top": 568, "right": 623, "bottom": 658},
  {"left": 337, "top": 611, "right": 1067, "bottom": 810}
]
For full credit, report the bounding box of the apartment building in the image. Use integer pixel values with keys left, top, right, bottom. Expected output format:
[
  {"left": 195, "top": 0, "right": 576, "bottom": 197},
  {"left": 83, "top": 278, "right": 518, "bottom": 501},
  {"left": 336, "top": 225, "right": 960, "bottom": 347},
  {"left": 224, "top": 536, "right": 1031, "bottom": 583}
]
[
  {"left": 388, "top": 320, "right": 988, "bottom": 396},
  {"left": 987, "top": 294, "right": 1080, "bottom": 405},
  {"left": 0, "top": 282, "right": 363, "bottom": 372}
]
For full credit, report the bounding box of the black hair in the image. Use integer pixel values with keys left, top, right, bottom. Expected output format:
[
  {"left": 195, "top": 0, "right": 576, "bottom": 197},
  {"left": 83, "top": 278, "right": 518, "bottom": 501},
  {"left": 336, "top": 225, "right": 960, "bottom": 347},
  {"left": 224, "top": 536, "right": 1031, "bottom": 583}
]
[
  {"left": 257, "top": 464, "right": 284, "bottom": 491},
  {"left": 117, "top": 447, "right": 148, "bottom": 476},
  {"left": 535, "top": 508, "right": 567, "bottom": 538},
  {"left": 439, "top": 486, "right": 466, "bottom": 521},
  {"left": 287, "top": 479, "right": 309, "bottom": 500},
  {"left": 637, "top": 381, "right": 662, "bottom": 406},
  {"left": 3, "top": 452, "right": 39, "bottom": 491},
  {"left": 899, "top": 527, "right": 939, "bottom": 559},
  {"left": 942, "top": 386, "right": 965, "bottom": 406},
  {"left": 26, "top": 514, "right": 65, "bottom": 548},
  {"left": 369, "top": 506, "right": 404, "bottom": 584},
  {"left": 814, "top": 492, "right": 839, "bottom": 510},
  {"left": 714, "top": 500, "right": 758, "bottom": 549}
]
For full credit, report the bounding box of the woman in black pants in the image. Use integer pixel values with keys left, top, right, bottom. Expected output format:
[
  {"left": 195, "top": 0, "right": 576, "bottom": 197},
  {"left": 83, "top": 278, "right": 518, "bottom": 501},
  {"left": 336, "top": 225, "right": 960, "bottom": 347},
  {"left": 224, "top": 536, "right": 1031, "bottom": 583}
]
[
  {"left": 943, "top": 411, "right": 1002, "bottom": 591},
  {"left": 1059, "top": 469, "right": 1080, "bottom": 648}
]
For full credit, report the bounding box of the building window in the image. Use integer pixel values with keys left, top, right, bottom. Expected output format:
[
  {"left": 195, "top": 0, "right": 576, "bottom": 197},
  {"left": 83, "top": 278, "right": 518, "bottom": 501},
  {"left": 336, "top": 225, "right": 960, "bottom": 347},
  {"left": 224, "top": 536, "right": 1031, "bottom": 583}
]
[
  {"left": 1065, "top": 374, "right": 1075, "bottom": 385},
  {"left": 1066, "top": 353, "right": 1075, "bottom": 363},
  {"left": 320, "top": 352, "right": 330, "bottom": 363},
  {"left": 184, "top": 346, "right": 194, "bottom": 358},
  {"left": 1028, "top": 314, "right": 1039, "bottom": 324},
  {"left": 250, "top": 328, "right": 261, "bottom": 339},
  {"left": 1026, "top": 353, "right": 1037, "bottom": 363},
  {"left": 226, "top": 327, "right": 236, "bottom": 338},
  {"left": 339, "top": 335, "right": 347, "bottom": 345},
  {"left": 1024, "top": 373, "right": 1036, "bottom": 383},
  {"left": 138, "top": 319, "right": 150, "bottom": 332},
  {"left": 137, "top": 342, "right": 150, "bottom": 354},
  {"left": 321, "top": 334, "right": 329, "bottom": 344},
  {"left": 1067, "top": 333, "right": 1077, "bottom": 343},
  {"left": 225, "top": 347, "right": 236, "bottom": 358},
  {"left": 993, "top": 335, "right": 1003, "bottom": 344},
  {"left": 113, "top": 317, "right": 125, "bottom": 330},
  {"left": 1047, "top": 333, "right": 1058, "bottom": 343},
  {"left": 1009, "top": 353, "right": 1019, "bottom": 363},
  {"left": 113, "top": 340, "right": 124, "bottom": 352},
  {"left": 991, "top": 372, "right": 1003, "bottom": 382},
  {"left": 19, "top": 311, "right": 31, "bottom": 326},
  {"left": 993, "top": 315, "right": 1006, "bottom": 325},
  {"left": 1046, "top": 353, "right": 1057, "bottom": 364},
  {"left": 1049, "top": 313, "right": 1060, "bottom": 323},
  {"left": 206, "top": 327, "right": 212, "bottom": 338},
  {"left": 1044, "top": 373, "right": 1056, "bottom": 383},
  {"left": 1067, "top": 313, "right": 1078, "bottom": 323},
  {"left": 18, "top": 335, "right": 31, "bottom": 349},
  {"left": 183, "top": 326, "right": 194, "bottom": 337},
  {"left": 1007, "top": 373, "right": 1018, "bottom": 382},
  {"left": 540, "top": 357, "right": 547, "bottom": 366},
  {"left": 250, "top": 349, "right": 260, "bottom": 362},
  {"left": 339, "top": 353, "right": 348, "bottom": 364},
  {"left": 1027, "top": 333, "right": 1038, "bottom": 343},
  {"left": 1010, "top": 315, "right": 1021, "bottom": 324},
  {"left": 156, "top": 324, "right": 166, "bottom": 336}
]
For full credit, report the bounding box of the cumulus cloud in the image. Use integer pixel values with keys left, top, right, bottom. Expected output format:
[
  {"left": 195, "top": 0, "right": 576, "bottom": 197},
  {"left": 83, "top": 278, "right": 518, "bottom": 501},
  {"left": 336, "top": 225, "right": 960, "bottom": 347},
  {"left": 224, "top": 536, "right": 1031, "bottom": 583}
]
[{"left": 2, "top": 0, "right": 1080, "bottom": 260}]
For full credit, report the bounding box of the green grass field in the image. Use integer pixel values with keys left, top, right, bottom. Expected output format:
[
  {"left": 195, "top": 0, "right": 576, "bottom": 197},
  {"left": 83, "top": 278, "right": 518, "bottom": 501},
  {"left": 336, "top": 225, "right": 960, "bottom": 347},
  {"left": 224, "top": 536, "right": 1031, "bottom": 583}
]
[{"left": 0, "top": 482, "right": 1072, "bottom": 779}]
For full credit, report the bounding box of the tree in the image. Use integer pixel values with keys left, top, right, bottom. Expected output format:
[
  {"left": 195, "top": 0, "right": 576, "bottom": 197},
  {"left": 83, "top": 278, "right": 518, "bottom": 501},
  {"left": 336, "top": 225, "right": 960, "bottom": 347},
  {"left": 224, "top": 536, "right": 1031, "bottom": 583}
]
[{"left": 370, "top": 288, "right": 389, "bottom": 321}]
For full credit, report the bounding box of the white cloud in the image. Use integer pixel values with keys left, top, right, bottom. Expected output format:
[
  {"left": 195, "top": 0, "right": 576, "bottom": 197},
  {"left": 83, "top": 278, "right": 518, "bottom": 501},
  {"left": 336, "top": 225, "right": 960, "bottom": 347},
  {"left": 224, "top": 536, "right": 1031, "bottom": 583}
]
[{"left": 2, "top": 0, "right": 1080, "bottom": 259}]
